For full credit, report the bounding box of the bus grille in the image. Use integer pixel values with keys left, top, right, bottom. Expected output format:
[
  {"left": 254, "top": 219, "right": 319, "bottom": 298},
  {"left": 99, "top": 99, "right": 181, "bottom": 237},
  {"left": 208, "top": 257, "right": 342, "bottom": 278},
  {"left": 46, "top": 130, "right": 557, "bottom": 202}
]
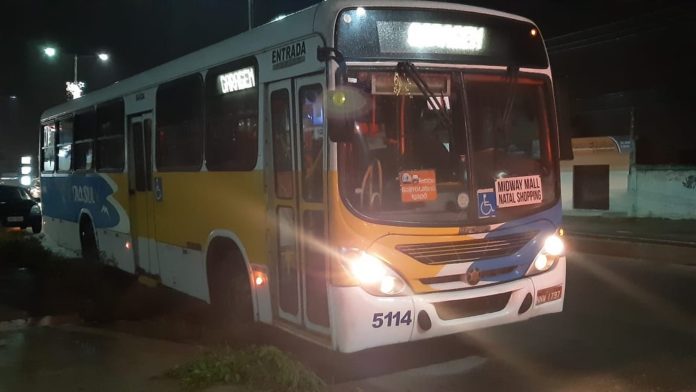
[
  {"left": 396, "top": 231, "right": 537, "bottom": 265},
  {"left": 434, "top": 292, "right": 512, "bottom": 320}
]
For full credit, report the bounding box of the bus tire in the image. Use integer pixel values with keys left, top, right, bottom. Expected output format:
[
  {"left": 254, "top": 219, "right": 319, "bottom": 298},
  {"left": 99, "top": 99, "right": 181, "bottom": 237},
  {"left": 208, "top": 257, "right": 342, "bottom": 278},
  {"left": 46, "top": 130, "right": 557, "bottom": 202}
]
[
  {"left": 79, "top": 216, "right": 99, "bottom": 262},
  {"left": 206, "top": 240, "right": 254, "bottom": 328}
]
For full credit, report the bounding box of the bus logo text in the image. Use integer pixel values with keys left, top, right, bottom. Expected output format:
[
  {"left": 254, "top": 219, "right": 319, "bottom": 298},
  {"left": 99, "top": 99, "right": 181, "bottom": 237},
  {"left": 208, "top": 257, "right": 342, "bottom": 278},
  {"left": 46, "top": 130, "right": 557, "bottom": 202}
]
[
  {"left": 272, "top": 41, "right": 306, "bottom": 70},
  {"left": 72, "top": 185, "right": 96, "bottom": 204}
]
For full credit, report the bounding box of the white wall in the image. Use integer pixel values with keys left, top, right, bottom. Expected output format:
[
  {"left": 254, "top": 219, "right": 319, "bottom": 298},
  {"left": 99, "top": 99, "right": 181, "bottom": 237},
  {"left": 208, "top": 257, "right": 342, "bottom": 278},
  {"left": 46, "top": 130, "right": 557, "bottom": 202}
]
[{"left": 630, "top": 168, "right": 696, "bottom": 219}]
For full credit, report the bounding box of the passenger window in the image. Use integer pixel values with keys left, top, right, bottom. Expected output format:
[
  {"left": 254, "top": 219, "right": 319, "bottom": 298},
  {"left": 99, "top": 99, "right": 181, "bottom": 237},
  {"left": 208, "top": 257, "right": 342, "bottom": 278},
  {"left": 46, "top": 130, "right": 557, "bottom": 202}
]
[
  {"left": 299, "top": 84, "right": 324, "bottom": 202},
  {"left": 156, "top": 74, "right": 204, "bottom": 171},
  {"left": 96, "top": 100, "right": 125, "bottom": 171},
  {"left": 74, "top": 109, "right": 96, "bottom": 171},
  {"left": 205, "top": 59, "right": 259, "bottom": 171},
  {"left": 41, "top": 124, "right": 56, "bottom": 172},
  {"left": 57, "top": 119, "right": 74, "bottom": 172},
  {"left": 271, "top": 89, "right": 293, "bottom": 199}
]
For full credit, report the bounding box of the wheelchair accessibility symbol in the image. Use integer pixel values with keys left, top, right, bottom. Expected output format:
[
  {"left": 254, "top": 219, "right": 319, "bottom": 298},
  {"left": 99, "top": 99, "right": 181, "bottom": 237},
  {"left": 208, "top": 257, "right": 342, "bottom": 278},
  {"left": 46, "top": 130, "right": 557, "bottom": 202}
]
[{"left": 477, "top": 189, "right": 497, "bottom": 218}]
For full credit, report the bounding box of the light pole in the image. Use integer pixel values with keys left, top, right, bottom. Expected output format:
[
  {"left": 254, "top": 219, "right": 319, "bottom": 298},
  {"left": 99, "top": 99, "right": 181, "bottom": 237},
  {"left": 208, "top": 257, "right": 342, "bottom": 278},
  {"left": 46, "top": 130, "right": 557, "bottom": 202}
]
[{"left": 43, "top": 46, "right": 111, "bottom": 99}]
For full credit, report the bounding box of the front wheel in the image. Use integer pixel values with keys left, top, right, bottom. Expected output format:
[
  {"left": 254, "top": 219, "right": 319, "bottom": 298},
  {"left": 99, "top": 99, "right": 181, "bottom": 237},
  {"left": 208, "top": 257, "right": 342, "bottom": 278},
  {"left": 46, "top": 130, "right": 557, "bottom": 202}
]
[{"left": 208, "top": 249, "right": 254, "bottom": 329}]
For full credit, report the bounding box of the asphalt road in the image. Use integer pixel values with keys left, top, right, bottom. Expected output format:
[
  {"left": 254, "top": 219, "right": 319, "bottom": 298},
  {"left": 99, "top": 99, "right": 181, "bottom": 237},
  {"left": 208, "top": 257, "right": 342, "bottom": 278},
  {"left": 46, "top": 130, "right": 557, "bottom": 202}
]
[
  {"left": 1, "top": 248, "right": 695, "bottom": 391},
  {"left": 330, "top": 251, "right": 696, "bottom": 391}
]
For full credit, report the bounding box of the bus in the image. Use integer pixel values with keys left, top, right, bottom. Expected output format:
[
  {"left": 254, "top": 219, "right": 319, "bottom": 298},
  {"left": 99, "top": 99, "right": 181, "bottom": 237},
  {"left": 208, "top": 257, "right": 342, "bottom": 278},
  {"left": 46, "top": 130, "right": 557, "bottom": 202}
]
[{"left": 39, "top": 0, "right": 565, "bottom": 353}]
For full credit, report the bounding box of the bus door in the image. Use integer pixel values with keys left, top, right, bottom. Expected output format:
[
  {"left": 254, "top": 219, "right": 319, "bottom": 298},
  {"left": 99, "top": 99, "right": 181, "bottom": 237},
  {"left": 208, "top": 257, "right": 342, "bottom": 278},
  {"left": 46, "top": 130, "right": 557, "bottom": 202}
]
[
  {"left": 267, "top": 75, "right": 330, "bottom": 334},
  {"left": 127, "top": 112, "right": 159, "bottom": 275}
]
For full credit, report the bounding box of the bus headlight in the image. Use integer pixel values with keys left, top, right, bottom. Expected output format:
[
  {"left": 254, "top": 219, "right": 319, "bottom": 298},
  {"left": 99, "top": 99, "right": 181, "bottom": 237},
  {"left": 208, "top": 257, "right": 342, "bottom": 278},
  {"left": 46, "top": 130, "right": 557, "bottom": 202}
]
[
  {"left": 339, "top": 249, "right": 407, "bottom": 296},
  {"left": 526, "top": 233, "right": 564, "bottom": 276}
]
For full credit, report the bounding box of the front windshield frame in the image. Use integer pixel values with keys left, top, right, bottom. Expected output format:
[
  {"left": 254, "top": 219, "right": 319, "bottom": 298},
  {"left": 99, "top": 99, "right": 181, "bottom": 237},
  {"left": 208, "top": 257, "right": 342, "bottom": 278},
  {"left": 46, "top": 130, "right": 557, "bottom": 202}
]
[{"left": 335, "top": 65, "right": 561, "bottom": 228}]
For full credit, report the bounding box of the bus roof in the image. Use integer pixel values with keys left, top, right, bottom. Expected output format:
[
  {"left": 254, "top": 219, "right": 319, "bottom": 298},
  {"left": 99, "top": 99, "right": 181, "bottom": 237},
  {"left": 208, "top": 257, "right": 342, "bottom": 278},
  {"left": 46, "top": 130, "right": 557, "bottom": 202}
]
[{"left": 40, "top": 0, "right": 535, "bottom": 122}]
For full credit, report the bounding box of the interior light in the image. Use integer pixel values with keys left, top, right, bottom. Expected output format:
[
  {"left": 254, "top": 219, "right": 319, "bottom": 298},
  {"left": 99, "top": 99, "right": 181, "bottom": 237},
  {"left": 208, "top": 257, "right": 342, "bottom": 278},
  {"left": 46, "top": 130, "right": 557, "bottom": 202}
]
[
  {"left": 97, "top": 52, "right": 110, "bottom": 62},
  {"left": 356, "top": 7, "right": 366, "bottom": 17},
  {"left": 530, "top": 28, "right": 538, "bottom": 37},
  {"left": 125, "top": 241, "right": 131, "bottom": 250}
]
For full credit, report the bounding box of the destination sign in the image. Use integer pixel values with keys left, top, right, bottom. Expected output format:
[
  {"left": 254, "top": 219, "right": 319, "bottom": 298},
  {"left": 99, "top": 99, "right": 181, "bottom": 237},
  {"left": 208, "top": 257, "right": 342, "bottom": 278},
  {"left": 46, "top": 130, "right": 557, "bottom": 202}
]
[
  {"left": 217, "top": 66, "right": 255, "bottom": 95},
  {"left": 379, "top": 22, "right": 486, "bottom": 54},
  {"left": 335, "top": 8, "right": 548, "bottom": 68},
  {"left": 495, "top": 175, "right": 543, "bottom": 208}
]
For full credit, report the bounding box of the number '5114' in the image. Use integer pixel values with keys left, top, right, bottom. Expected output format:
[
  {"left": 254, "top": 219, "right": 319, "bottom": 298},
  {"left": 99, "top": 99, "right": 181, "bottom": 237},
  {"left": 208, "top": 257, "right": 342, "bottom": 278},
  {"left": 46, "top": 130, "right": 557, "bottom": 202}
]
[{"left": 372, "top": 311, "right": 412, "bottom": 328}]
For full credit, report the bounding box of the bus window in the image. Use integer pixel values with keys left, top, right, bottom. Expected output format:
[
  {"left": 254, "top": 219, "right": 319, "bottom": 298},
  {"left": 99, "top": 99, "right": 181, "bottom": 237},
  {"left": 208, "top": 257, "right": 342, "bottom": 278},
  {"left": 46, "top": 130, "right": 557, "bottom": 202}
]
[
  {"left": 96, "top": 100, "right": 125, "bottom": 171},
  {"left": 57, "top": 118, "right": 74, "bottom": 172},
  {"left": 299, "top": 84, "right": 324, "bottom": 202},
  {"left": 41, "top": 123, "right": 56, "bottom": 172},
  {"left": 271, "top": 89, "right": 293, "bottom": 199},
  {"left": 156, "top": 74, "right": 204, "bottom": 171},
  {"left": 74, "top": 109, "right": 96, "bottom": 171},
  {"left": 205, "top": 59, "right": 259, "bottom": 171}
]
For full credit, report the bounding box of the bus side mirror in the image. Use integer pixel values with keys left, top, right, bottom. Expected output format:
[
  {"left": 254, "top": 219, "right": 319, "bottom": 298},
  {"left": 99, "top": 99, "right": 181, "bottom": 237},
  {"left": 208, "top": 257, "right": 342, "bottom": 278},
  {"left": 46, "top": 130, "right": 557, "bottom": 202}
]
[{"left": 327, "top": 90, "right": 355, "bottom": 143}]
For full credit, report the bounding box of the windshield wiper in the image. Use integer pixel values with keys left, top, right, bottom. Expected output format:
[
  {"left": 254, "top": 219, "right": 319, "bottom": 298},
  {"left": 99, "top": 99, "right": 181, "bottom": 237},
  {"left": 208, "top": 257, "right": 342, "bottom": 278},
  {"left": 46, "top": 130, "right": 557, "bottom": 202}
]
[{"left": 396, "top": 62, "right": 452, "bottom": 129}]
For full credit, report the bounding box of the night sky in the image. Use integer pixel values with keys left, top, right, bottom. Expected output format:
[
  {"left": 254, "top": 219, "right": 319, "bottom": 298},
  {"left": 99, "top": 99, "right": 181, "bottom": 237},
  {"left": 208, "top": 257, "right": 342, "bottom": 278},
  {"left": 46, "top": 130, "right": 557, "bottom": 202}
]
[{"left": 0, "top": 0, "right": 690, "bottom": 172}]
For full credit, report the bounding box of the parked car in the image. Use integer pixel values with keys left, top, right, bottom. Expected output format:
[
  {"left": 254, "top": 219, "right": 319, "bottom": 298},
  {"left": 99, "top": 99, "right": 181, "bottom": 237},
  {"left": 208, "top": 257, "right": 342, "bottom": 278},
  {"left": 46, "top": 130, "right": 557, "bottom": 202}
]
[{"left": 0, "top": 185, "right": 42, "bottom": 233}]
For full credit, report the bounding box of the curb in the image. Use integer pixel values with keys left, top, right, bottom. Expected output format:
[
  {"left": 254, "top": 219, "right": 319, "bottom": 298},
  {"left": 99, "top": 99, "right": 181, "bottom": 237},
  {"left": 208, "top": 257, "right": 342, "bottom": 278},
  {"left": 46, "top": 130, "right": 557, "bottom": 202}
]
[{"left": 565, "top": 233, "right": 696, "bottom": 264}]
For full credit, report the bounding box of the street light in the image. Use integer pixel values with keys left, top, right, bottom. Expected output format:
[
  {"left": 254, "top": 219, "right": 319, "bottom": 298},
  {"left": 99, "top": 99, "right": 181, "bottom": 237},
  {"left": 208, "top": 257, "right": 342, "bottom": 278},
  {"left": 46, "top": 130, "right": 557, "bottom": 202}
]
[
  {"left": 41, "top": 46, "right": 111, "bottom": 99},
  {"left": 43, "top": 47, "right": 56, "bottom": 57}
]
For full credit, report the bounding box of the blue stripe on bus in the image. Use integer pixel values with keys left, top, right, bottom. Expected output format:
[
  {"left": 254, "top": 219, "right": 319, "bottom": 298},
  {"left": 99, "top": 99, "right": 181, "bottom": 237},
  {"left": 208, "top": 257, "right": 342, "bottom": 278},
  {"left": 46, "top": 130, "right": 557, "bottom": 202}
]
[{"left": 41, "top": 174, "right": 121, "bottom": 229}]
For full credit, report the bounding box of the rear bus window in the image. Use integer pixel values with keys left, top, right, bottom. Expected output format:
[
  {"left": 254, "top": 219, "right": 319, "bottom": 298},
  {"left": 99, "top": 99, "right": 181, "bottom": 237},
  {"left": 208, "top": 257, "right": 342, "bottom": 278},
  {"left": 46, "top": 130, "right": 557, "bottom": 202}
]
[{"left": 41, "top": 123, "right": 56, "bottom": 172}]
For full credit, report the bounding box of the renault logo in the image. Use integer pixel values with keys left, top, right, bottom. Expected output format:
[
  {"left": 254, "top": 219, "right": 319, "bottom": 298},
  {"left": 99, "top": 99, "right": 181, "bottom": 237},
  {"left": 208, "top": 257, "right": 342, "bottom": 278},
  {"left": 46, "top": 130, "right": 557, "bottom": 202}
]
[{"left": 465, "top": 267, "right": 481, "bottom": 286}]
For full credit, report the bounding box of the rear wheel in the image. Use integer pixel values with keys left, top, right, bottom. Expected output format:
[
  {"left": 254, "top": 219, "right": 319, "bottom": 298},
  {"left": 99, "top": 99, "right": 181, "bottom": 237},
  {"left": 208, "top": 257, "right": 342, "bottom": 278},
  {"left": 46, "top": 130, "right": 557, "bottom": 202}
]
[{"left": 80, "top": 218, "right": 99, "bottom": 262}]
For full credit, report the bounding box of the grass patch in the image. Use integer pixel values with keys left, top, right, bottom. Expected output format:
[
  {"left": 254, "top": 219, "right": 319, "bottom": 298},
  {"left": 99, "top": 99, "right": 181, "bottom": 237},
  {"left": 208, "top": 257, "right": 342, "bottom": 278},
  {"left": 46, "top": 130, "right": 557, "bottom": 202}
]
[{"left": 166, "top": 345, "right": 326, "bottom": 391}]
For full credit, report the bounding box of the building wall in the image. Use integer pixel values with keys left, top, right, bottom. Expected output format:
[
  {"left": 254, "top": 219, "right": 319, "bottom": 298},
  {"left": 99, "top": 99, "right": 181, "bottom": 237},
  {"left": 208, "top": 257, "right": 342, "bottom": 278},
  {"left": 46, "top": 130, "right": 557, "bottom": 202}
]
[
  {"left": 560, "top": 137, "right": 630, "bottom": 216},
  {"left": 561, "top": 138, "right": 696, "bottom": 220},
  {"left": 630, "top": 167, "right": 696, "bottom": 219}
]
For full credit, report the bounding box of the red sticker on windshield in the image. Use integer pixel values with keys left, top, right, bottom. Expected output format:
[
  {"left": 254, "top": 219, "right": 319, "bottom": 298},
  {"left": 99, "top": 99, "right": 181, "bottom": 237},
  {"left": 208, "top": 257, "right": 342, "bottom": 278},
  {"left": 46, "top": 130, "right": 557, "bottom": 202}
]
[{"left": 400, "top": 170, "right": 437, "bottom": 203}]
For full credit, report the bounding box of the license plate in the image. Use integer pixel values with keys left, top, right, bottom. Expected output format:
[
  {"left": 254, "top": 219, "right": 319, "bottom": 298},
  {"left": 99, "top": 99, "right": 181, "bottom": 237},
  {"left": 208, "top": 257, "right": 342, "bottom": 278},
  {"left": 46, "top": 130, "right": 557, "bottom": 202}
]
[
  {"left": 536, "top": 285, "right": 563, "bottom": 305},
  {"left": 6, "top": 216, "right": 24, "bottom": 223}
]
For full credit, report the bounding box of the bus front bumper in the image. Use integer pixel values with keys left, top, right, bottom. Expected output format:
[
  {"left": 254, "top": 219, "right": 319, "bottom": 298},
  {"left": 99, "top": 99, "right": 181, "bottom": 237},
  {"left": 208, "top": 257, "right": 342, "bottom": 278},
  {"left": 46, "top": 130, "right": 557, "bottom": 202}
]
[{"left": 330, "top": 256, "right": 565, "bottom": 353}]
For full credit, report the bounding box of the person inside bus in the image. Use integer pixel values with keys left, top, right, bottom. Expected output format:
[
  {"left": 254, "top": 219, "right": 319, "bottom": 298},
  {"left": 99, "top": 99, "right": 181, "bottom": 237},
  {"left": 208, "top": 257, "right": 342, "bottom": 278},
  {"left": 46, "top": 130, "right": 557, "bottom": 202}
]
[{"left": 408, "top": 108, "right": 450, "bottom": 176}]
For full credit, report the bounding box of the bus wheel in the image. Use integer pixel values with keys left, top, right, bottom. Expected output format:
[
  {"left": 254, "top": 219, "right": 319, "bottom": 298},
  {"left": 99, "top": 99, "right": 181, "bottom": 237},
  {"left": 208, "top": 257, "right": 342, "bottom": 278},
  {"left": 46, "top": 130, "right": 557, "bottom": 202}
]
[
  {"left": 80, "top": 217, "right": 99, "bottom": 262},
  {"left": 207, "top": 245, "right": 254, "bottom": 331}
]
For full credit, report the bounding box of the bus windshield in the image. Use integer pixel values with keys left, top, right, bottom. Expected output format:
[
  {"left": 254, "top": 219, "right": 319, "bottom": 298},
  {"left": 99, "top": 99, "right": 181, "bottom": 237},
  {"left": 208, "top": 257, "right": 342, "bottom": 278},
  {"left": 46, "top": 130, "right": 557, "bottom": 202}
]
[{"left": 337, "top": 68, "right": 557, "bottom": 226}]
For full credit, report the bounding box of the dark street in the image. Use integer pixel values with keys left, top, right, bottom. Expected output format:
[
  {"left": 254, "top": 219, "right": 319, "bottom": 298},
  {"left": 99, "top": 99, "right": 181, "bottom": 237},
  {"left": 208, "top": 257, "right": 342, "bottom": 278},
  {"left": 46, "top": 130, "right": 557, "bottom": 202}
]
[{"left": 1, "top": 239, "right": 695, "bottom": 391}]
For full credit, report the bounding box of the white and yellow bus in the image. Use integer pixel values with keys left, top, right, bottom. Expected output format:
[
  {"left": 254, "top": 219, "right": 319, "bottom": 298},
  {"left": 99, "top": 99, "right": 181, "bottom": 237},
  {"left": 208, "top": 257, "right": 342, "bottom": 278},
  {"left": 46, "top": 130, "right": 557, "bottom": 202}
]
[{"left": 39, "top": 0, "right": 565, "bottom": 352}]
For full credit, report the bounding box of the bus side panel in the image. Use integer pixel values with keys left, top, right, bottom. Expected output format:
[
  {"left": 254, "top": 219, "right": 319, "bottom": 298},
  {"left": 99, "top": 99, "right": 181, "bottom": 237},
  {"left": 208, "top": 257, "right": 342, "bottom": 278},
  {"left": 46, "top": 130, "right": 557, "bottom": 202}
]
[
  {"left": 41, "top": 172, "right": 135, "bottom": 272},
  {"left": 150, "top": 171, "right": 267, "bottom": 301}
]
